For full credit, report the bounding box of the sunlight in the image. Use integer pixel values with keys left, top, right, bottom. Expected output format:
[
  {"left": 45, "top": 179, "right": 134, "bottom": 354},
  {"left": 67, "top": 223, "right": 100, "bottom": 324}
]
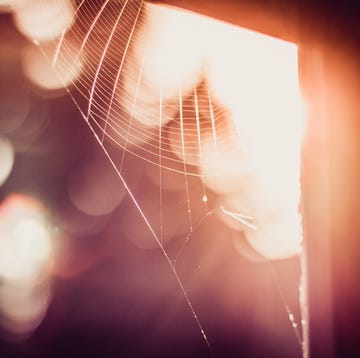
[
  {"left": 133, "top": 3, "right": 305, "bottom": 259},
  {"left": 10, "top": 0, "right": 305, "bottom": 260},
  {"left": 137, "top": 3, "right": 207, "bottom": 98},
  {"left": 205, "top": 22, "right": 304, "bottom": 259}
]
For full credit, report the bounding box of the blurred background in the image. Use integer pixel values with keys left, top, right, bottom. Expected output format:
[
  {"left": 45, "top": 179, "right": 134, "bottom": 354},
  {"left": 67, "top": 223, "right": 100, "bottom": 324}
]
[{"left": 0, "top": 1, "right": 360, "bottom": 357}]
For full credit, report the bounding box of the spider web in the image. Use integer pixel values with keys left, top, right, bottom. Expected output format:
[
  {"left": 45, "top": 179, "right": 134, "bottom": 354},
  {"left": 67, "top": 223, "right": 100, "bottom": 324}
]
[{"left": 11, "top": 0, "right": 306, "bottom": 356}]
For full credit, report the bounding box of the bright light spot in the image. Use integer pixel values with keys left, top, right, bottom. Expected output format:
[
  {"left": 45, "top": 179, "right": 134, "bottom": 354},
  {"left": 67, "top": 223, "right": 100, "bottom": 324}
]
[
  {"left": 13, "top": 217, "right": 52, "bottom": 265},
  {"left": 207, "top": 23, "right": 301, "bottom": 114},
  {"left": 0, "top": 195, "right": 53, "bottom": 338},
  {"left": 13, "top": 0, "right": 74, "bottom": 43},
  {"left": 121, "top": 3, "right": 208, "bottom": 128},
  {"left": 200, "top": 139, "right": 254, "bottom": 194},
  {"left": 22, "top": 40, "right": 83, "bottom": 91},
  {"left": 134, "top": 5, "right": 304, "bottom": 259},
  {"left": 167, "top": 113, "right": 204, "bottom": 167},
  {"left": 0, "top": 0, "right": 13, "bottom": 12},
  {"left": 140, "top": 3, "right": 206, "bottom": 96},
  {"left": 222, "top": 185, "right": 302, "bottom": 259},
  {"left": 202, "top": 22, "right": 304, "bottom": 259},
  {"left": 0, "top": 282, "right": 51, "bottom": 337},
  {"left": 119, "top": 62, "right": 178, "bottom": 128},
  {"left": 0, "top": 136, "right": 14, "bottom": 186},
  {"left": 1, "top": 0, "right": 27, "bottom": 12},
  {"left": 0, "top": 196, "right": 52, "bottom": 282},
  {"left": 2, "top": 0, "right": 28, "bottom": 7}
]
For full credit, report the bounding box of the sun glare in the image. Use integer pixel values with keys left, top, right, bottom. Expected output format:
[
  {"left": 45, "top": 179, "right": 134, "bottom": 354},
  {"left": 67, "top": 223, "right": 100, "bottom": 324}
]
[{"left": 135, "top": 3, "right": 305, "bottom": 259}]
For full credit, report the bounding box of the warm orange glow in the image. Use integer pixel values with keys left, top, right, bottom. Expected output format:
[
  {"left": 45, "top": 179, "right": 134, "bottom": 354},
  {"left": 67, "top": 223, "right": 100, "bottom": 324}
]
[
  {"left": 131, "top": 4, "right": 305, "bottom": 259},
  {"left": 119, "top": 3, "right": 208, "bottom": 128},
  {"left": 13, "top": 0, "right": 74, "bottom": 43},
  {"left": 203, "top": 21, "right": 304, "bottom": 259},
  {"left": 13, "top": 0, "right": 304, "bottom": 260},
  {"left": 136, "top": 3, "right": 206, "bottom": 98},
  {"left": 0, "top": 195, "right": 52, "bottom": 283},
  {"left": 22, "top": 40, "right": 83, "bottom": 91}
]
